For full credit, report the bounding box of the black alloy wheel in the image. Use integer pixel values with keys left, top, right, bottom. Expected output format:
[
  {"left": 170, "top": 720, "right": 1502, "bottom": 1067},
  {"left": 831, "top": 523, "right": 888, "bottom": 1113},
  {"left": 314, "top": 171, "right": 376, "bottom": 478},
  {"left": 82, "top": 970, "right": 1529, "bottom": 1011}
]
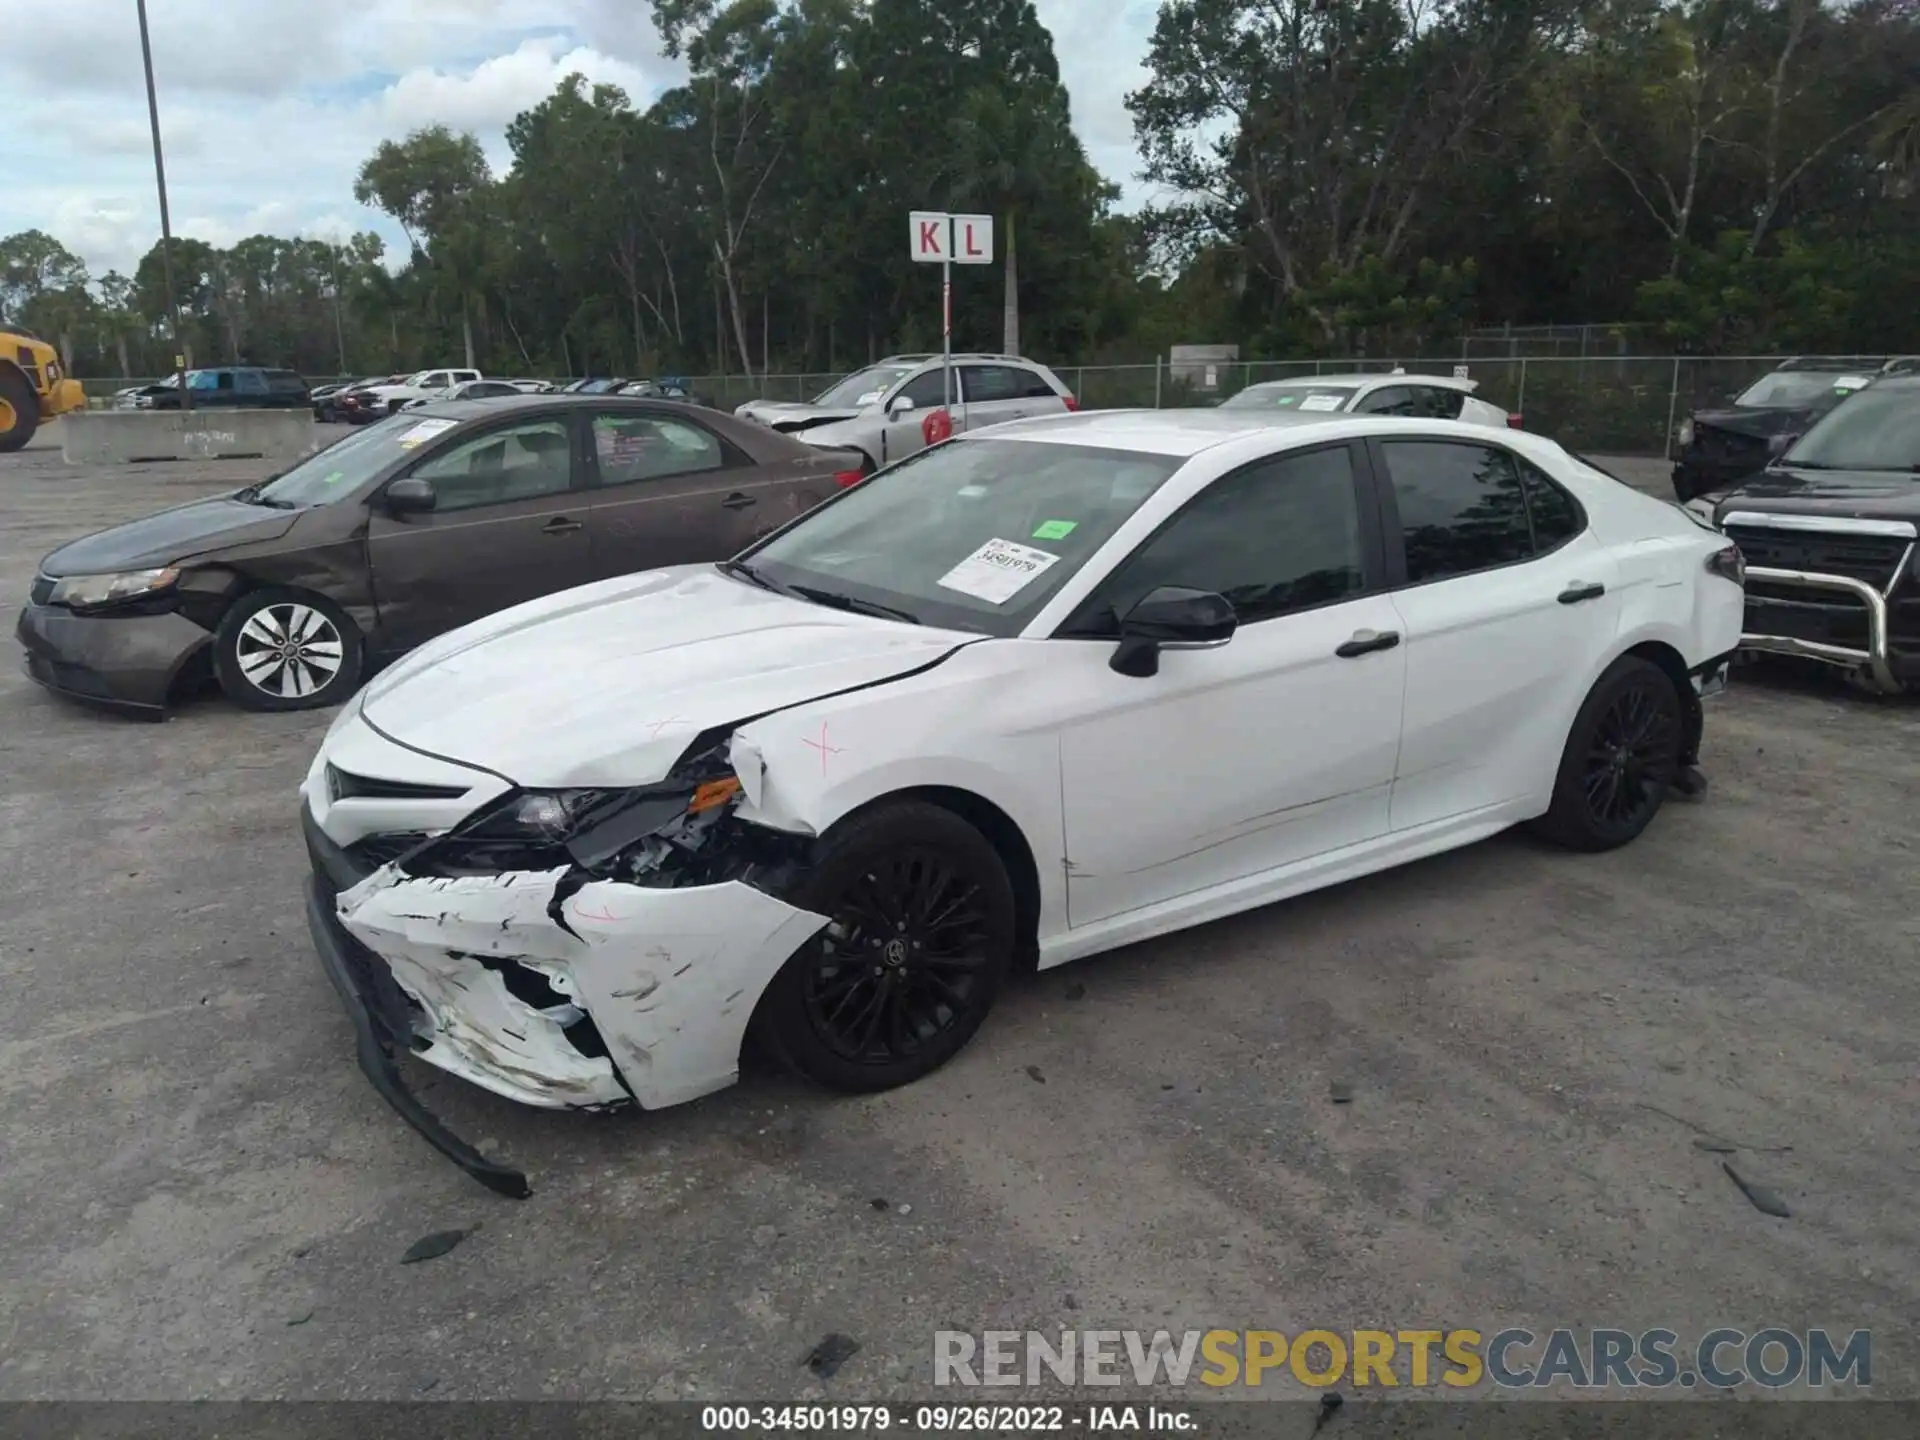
[
  {"left": 1534, "top": 655, "right": 1684, "bottom": 852},
  {"left": 757, "top": 801, "right": 1015, "bottom": 1092}
]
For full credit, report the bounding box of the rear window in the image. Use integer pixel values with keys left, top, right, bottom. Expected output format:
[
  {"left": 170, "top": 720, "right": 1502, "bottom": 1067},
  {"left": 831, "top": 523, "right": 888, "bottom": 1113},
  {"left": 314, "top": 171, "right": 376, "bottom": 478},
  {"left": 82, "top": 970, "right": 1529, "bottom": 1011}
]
[{"left": 1734, "top": 371, "right": 1866, "bottom": 409}]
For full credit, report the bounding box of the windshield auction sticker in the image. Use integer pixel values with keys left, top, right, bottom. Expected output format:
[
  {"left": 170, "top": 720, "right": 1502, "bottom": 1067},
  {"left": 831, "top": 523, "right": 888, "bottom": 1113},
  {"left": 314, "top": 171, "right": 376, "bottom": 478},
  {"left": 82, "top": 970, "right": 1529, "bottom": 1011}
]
[
  {"left": 395, "top": 418, "right": 458, "bottom": 449},
  {"left": 938, "top": 537, "right": 1062, "bottom": 604}
]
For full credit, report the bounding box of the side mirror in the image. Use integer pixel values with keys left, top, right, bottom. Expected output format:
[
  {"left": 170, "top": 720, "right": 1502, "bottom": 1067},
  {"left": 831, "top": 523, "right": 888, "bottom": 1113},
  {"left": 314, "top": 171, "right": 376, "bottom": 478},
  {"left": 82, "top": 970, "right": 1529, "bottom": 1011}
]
[
  {"left": 1767, "top": 431, "right": 1802, "bottom": 456},
  {"left": 384, "top": 477, "right": 437, "bottom": 515},
  {"left": 1110, "top": 586, "right": 1237, "bottom": 677},
  {"left": 888, "top": 395, "right": 917, "bottom": 417}
]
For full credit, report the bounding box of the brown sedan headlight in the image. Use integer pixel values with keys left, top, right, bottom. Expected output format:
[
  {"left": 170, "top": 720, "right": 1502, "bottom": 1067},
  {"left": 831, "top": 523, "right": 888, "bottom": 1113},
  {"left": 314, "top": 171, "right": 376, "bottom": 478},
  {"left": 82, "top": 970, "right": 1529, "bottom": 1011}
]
[{"left": 46, "top": 567, "right": 180, "bottom": 609}]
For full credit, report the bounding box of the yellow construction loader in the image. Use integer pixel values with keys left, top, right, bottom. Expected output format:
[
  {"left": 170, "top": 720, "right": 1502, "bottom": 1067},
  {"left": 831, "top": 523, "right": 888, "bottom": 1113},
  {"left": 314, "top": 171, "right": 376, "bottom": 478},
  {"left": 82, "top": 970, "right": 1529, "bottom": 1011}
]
[{"left": 1, "top": 326, "right": 87, "bottom": 452}]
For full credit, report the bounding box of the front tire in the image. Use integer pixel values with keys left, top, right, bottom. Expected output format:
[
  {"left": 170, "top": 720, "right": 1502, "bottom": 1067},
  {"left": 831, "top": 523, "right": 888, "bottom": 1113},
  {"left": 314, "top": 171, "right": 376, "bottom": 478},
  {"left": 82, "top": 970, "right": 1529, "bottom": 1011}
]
[
  {"left": 1531, "top": 656, "right": 1684, "bottom": 851},
  {"left": 756, "top": 801, "right": 1016, "bottom": 1093},
  {"left": 212, "top": 588, "right": 363, "bottom": 712},
  {"left": 0, "top": 367, "right": 39, "bottom": 453}
]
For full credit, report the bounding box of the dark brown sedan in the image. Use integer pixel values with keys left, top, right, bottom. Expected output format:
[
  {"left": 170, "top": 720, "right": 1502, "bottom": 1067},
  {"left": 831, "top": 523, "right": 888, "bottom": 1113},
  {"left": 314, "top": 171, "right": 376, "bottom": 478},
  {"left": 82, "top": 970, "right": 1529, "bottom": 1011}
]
[{"left": 17, "top": 396, "right": 864, "bottom": 715}]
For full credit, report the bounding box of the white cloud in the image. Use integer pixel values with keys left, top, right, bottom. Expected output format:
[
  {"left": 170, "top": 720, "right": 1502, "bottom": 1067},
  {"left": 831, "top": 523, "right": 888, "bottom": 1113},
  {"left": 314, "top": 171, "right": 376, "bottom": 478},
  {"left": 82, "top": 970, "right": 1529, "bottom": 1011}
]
[{"left": 0, "top": 0, "right": 1161, "bottom": 277}]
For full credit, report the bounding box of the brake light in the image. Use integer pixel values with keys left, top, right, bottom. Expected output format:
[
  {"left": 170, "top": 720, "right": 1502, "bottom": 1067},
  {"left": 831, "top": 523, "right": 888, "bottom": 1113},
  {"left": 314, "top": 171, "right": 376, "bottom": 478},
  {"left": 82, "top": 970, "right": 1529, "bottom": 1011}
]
[
  {"left": 1063, "top": 395, "right": 1079, "bottom": 412},
  {"left": 1507, "top": 412, "right": 1524, "bottom": 429},
  {"left": 834, "top": 469, "right": 865, "bottom": 488},
  {"left": 1707, "top": 543, "right": 1745, "bottom": 585}
]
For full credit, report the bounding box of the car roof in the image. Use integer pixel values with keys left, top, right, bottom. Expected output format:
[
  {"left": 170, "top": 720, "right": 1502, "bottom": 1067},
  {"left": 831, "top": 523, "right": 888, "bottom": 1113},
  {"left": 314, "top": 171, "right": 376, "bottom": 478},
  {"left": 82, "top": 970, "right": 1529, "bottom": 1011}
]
[
  {"left": 411, "top": 394, "right": 716, "bottom": 421},
  {"left": 1243, "top": 373, "right": 1478, "bottom": 392},
  {"left": 972, "top": 407, "right": 1361, "bottom": 456}
]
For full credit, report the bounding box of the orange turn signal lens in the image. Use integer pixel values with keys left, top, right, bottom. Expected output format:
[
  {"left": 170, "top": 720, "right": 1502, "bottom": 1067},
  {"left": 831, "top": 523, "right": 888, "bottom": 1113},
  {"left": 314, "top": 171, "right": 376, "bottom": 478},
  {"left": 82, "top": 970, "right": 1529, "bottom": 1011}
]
[{"left": 688, "top": 777, "right": 743, "bottom": 814}]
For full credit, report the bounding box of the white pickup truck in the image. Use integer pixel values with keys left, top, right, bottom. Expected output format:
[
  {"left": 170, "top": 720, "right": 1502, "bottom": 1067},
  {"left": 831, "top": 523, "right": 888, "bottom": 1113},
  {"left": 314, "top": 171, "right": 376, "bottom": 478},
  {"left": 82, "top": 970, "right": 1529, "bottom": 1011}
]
[{"left": 356, "top": 368, "right": 482, "bottom": 416}]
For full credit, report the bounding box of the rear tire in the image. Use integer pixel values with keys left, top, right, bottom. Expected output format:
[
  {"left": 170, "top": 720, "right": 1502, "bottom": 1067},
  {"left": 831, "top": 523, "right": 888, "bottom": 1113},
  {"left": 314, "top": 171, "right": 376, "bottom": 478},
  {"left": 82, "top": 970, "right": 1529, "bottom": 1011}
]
[
  {"left": 1531, "top": 656, "right": 1684, "bottom": 851},
  {"left": 212, "top": 587, "right": 364, "bottom": 712},
  {"left": 755, "top": 801, "right": 1016, "bottom": 1093},
  {"left": 0, "top": 367, "right": 39, "bottom": 453}
]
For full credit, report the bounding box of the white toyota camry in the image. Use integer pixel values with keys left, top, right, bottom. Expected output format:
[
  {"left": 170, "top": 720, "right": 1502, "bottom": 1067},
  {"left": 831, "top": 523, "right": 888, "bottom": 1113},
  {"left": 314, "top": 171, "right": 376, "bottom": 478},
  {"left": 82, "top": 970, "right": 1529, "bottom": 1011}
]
[{"left": 301, "top": 408, "right": 1745, "bottom": 1194}]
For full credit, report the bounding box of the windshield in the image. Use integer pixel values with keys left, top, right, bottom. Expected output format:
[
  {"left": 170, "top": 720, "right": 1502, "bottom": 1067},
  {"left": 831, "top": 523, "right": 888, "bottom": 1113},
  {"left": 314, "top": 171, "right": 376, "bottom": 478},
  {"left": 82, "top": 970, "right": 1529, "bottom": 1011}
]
[
  {"left": 1779, "top": 388, "right": 1920, "bottom": 472},
  {"left": 811, "top": 363, "right": 921, "bottom": 409},
  {"left": 1734, "top": 371, "right": 1867, "bottom": 409},
  {"left": 736, "top": 438, "right": 1184, "bottom": 636},
  {"left": 1221, "top": 384, "right": 1358, "bottom": 412},
  {"left": 252, "top": 412, "right": 446, "bottom": 507}
]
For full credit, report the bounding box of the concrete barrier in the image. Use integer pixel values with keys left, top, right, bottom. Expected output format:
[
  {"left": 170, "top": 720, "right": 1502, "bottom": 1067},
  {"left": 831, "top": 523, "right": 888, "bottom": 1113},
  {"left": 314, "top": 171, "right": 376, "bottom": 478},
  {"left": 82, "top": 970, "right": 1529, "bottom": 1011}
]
[{"left": 60, "top": 409, "right": 322, "bottom": 466}]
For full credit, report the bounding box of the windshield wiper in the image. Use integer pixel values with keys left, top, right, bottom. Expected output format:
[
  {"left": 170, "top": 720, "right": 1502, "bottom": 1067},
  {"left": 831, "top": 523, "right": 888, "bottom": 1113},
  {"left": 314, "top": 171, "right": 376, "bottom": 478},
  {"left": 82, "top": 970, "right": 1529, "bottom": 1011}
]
[
  {"left": 790, "top": 584, "right": 921, "bottom": 625},
  {"left": 231, "top": 481, "right": 295, "bottom": 508},
  {"left": 716, "top": 558, "right": 794, "bottom": 595}
]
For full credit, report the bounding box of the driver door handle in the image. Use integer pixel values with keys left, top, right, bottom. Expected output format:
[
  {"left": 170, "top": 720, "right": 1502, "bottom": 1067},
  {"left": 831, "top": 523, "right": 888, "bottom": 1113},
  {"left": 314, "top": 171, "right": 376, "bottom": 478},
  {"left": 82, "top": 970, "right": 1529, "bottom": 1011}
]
[
  {"left": 721, "top": 492, "right": 757, "bottom": 510},
  {"left": 1336, "top": 629, "right": 1401, "bottom": 658},
  {"left": 541, "top": 516, "right": 583, "bottom": 535},
  {"left": 1558, "top": 581, "right": 1606, "bottom": 604}
]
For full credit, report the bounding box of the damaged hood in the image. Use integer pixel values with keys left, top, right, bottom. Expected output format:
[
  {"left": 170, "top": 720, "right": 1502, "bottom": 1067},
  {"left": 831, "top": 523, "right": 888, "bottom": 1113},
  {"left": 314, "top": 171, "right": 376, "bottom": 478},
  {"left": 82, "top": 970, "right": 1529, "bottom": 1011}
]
[
  {"left": 1713, "top": 466, "right": 1920, "bottom": 524},
  {"left": 37, "top": 494, "right": 301, "bottom": 576},
  {"left": 735, "top": 400, "right": 867, "bottom": 432},
  {"left": 358, "top": 564, "right": 969, "bottom": 786}
]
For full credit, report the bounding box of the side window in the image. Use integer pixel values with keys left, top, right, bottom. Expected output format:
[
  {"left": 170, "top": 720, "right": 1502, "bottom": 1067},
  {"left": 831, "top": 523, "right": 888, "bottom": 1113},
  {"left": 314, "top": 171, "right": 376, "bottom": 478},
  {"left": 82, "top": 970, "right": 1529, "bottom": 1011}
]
[
  {"left": 591, "top": 412, "right": 726, "bottom": 485},
  {"left": 422, "top": 372, "right": 450, "bottom": 390},
  {"left": 215, "top": 371, "right": 236, "bottom": 392},
  {"left": 1076, "top": 446, "right": 1366, "bottom": 631},
  {"left": 1420, "top": 386, "right": 1468, "bottom": 420},
  {"left": 1357, "top": 386, "right": 1417, "bottom": 416},
  {"left": 1521, "top": 460, "right": 1583, "bottom": 551},
  {"left": 410, "top": 418, "right": 575, "bottom": 510},
  {"left": 961, "top": 365, "right": 1022, "bottom": 403},
  {"left": 1379, "top": 441, "right": 1533, "bottom": 584},
  {"left": 1017, "top": 369, "right": 1059, "bottom": 399},
  {"left": 895, "top": 368, "right": 954, "bottom": 409},
  {"left": 236, "top": 370, "right": 268, "bottom": 394}
]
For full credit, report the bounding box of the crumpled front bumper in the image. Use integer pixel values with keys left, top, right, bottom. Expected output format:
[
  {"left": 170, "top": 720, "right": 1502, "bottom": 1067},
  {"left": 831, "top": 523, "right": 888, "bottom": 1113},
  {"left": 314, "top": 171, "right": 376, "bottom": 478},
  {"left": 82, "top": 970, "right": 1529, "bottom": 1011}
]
[{"left": 304, "top": 805, "right": 828, "bottom": 1195}]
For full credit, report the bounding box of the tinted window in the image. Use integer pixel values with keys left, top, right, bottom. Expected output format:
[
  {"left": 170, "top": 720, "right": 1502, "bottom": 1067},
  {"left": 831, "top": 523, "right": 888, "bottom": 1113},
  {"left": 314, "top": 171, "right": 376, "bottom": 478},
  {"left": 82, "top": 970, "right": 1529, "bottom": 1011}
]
[
  {"left": 1016, "top": 369, "right": 1059, "bottom": 399},
  {"left": 1521, "top": 462, "right": 1582, "bottom": 549},
  {"left": 412, "top": 418, "right": 575, "bottom": 510},
  {"left": 1381, "top": 441, "right": 1533, "bottom": 583},
  {"left": 962, "top": 365, "right": 1024, "bottom": 403},
  {"left": 236, "top": 370, "right": 268, "bottom": 393},
  {"left": 422, "top": 373, "right": 450, "bottom": 389},
  {"left": 1358, "top": 386, "right": 1418, "bottom": 416},
  {"left": 592, "top": 412, "right": 726, "bottom": 484},
  {"left": 1074, "top": 445, "right": 1365, "bottom": 632},
  {"left": 1418, "top": 386, "right": 1468, "bottom": 420},
  {"left": 897, "top": 368, "right": 955, "bottom": 409},
  {"left": 1734, "top": 371, "right": 1861, "bottom": 409}
]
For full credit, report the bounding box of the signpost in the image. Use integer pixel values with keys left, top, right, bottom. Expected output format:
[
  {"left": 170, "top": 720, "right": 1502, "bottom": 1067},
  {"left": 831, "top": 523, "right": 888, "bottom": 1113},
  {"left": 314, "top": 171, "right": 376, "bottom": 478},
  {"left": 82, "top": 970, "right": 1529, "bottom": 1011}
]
[{"left": 910, "top": 211, "right": 994, "bottom": 417}]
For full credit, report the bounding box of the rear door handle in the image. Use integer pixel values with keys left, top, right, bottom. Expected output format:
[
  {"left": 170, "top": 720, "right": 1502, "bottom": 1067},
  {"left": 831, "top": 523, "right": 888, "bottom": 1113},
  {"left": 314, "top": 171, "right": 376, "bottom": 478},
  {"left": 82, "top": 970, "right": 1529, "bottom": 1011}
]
[
  {"left": 1558, "top": 582, "right": 1606, "bottom": 604},
  {"left": 721, "top": 492, "right": 757, "bottom": 510},
  {"left": 541, "top": 516, "right": 583, "bottom": 535},
  {"left": 1335, "top": 629, "right": 1401, "bottom": 658}
]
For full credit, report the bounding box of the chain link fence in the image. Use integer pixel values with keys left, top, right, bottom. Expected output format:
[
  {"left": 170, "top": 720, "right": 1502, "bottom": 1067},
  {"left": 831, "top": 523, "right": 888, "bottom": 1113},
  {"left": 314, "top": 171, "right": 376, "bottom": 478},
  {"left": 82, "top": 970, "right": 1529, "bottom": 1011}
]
[{"left": 80, "top": 355, "right": 1895, "bottom": 457}]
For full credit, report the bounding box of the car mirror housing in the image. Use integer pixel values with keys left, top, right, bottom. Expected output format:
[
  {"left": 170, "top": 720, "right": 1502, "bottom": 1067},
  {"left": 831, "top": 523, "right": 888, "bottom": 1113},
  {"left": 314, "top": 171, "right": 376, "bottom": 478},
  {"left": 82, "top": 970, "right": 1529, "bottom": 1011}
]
[
  {"left": 384, "top": 477, "right": 437, "bottom": 515},
  {"left": 887, "top": 395, "right": 917, "bottom": 416},
  {"left": 1110, "top": 586, "right": 1237, "bottom": 677}
]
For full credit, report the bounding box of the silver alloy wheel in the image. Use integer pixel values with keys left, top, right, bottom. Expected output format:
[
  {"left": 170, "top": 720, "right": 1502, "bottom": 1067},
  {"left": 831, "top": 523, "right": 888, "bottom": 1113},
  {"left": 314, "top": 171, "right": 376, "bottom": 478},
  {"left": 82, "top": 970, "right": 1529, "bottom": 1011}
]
[{"left": 234, "top": 602, "right": 345, "bottom": 699}]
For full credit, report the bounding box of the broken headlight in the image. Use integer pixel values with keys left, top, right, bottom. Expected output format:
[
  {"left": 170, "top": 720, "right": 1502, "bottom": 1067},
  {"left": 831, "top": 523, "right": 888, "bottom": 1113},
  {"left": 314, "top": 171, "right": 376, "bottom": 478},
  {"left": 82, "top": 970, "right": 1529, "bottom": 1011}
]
[{"left": 416, "top": 777, "right": 746, "bottom": 878}]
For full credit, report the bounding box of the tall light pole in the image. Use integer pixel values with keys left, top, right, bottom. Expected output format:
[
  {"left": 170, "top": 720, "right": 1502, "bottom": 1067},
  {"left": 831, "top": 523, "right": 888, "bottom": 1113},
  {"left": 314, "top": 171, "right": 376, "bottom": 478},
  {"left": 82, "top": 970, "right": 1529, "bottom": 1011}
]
[{"left": 136, "top": 0, "right": 190, "bottom": 410}]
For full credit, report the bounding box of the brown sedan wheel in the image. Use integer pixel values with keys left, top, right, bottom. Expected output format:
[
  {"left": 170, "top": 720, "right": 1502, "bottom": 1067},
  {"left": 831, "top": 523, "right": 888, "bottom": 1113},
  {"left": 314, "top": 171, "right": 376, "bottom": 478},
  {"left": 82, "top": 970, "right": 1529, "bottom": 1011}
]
[{"left": 212, "top": 587, "right": 364, "bottom": 712}]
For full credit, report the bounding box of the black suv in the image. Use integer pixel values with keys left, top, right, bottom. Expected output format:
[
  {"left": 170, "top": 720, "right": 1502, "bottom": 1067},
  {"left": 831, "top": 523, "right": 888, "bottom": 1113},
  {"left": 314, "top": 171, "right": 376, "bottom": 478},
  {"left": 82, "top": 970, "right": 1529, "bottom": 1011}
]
[
  {"left": 1669, "top": 359, "right": 1907, "bottom": 502},
  {"left": 141, "top": 367, "right": 311, "bottom": 411},
  {"left": 1691, "top": 373, "right": 1920, "bottom": 695}
]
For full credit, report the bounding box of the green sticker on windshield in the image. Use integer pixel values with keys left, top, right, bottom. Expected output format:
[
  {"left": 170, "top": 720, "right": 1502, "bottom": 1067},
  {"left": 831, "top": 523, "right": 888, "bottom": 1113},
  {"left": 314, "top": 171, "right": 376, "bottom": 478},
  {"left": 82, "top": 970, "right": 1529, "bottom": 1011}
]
[
  {"left": 321, "top": 470, "right": 346, "bottom": 485},
  {"left": 1032, "top": 519, "right": 1078, "bottom": 540}
]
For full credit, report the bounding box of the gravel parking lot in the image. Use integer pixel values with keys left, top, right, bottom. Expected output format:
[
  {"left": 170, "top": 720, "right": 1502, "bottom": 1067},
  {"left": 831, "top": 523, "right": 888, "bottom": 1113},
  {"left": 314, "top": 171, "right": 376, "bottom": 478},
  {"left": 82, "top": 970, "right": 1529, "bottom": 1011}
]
[{"left": 3, "top": 430, "right": 1917, "bottom": 1404}]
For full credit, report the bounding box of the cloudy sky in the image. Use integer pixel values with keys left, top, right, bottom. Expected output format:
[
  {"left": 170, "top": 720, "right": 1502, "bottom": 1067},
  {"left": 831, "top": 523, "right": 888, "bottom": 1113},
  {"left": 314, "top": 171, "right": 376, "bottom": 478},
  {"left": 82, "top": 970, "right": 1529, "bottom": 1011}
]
[{"left": 0, "top": 0, "right": 1162, "bottom": 280}]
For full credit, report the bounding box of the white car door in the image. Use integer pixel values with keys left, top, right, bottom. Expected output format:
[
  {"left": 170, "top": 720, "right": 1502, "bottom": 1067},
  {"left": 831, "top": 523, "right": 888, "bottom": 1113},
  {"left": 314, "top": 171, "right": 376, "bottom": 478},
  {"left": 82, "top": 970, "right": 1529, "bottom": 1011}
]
[
  {"left": 876, "top": 367, "right": 957, "bottom": 466},
  {"left": 1370, "top": 437, "right": 1622, "bottom": 831},
  {"left": 1049, "top": 441, "right": 1409, "bottom": 928}
]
